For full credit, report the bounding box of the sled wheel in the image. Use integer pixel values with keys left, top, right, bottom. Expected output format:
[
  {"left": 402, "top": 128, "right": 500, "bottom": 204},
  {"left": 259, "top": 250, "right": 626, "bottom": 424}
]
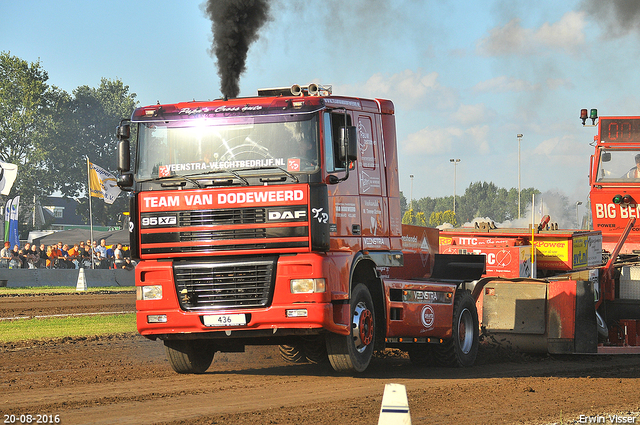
[
  {"left": 164, "top": 340, "right": 215, "bottom": 374},
  {"left": 300, "top": 335, "right": 328, "bottom": 364},
  {"left": 326, "top": 283, "right": 376, "bottom": 373},
  {"left": 434, "top": 290, "right": 479, "bottom": 367},
  {"left": 279, "top": 344, "right": 308, "bottom": 364}
]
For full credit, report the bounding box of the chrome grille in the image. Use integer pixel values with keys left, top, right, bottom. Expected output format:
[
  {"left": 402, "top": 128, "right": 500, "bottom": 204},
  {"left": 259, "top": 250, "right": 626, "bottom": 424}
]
[
  {"left": 179, "top": 208, "right": 266, "bottom": 226},
  {"left": 173, "top": 257, "right": 276, "bottom": 311}
]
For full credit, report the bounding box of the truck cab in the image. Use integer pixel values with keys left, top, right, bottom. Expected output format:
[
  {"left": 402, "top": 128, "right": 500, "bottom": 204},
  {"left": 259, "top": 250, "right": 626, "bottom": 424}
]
[{"left": 117, "top": 84, "right": 482, "bottom": 373}]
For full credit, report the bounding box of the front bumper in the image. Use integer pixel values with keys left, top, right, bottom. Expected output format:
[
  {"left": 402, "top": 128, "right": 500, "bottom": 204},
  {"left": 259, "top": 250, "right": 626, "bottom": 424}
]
[{"left": 137, "top": 301, "right": 348, "bottom": 338}]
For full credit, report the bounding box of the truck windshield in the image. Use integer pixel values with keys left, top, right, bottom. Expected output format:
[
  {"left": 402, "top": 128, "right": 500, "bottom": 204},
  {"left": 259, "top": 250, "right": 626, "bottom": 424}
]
[
  {"left": 135, "top": 115, "right": 319, "bottom": 180},
  {"left": 596, "top": 149, "right": 640, "bottom": 182}
]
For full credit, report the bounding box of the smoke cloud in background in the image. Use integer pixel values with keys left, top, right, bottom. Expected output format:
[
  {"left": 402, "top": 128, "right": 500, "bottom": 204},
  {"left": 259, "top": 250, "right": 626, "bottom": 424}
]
[
  {"left": 204, "top": 0, "right": 272, "bottom": 98},
  {"left": 457, "top": 190, "right": 575, "bottom": 230},
  {"left": 581, "top": 0, "right": 640, "bottom": 38}
]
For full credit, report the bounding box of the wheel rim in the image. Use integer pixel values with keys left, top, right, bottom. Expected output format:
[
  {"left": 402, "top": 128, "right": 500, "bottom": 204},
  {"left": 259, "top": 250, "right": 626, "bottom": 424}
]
[
  {"left": 352, "top": 301, "right": 374, "bottom": 353},
  {"left": 457, "top": 307, "right": 474, "bottom": 355}
]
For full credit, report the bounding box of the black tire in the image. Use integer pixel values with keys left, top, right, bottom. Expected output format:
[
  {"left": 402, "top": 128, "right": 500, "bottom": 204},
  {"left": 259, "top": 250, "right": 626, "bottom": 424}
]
[
  {"left": 279, "top": 336, "right": 328, "bottom": 364},
  {"left": 434, "top": 290, "right": 479, "bottom": 367},
  {"left": 301, "top": 335, "right": 328, "bottom": 364},
  {"left": 326, "top": 283, "right": 376, "bottom": 373},
  {"left": 407, "top": 344, "right": 434, "bottom": 366},
  {"left": 164, "top": 340, "right": 215, "bottom": 374},
  {"left": 279, "top": 344, "right": 308, "bottom": 364}
]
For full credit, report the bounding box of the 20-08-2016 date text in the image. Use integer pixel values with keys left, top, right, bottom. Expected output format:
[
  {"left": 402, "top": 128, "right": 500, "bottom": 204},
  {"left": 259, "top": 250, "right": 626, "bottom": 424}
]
[{"left": 4, "top": 414, "right": 60, "bottom": 424}]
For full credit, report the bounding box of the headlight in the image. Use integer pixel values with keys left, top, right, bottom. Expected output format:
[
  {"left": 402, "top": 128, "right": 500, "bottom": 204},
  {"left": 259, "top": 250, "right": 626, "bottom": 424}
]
[
  {"left": 147, "top": 314, "right": 167, "bottom": 323},
  {"left": 290, "top": 278, "right": 326, "bottom": 294},
  {"left": 136, "top": 285, "right": 163, "bottom": 300}
]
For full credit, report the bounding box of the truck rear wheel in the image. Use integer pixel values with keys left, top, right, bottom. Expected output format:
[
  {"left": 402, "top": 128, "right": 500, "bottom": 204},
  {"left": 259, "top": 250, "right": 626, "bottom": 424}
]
[
  {"left": 164, "top": 340, "right": 215, "bottom": 374},
  {"left": 326, "top": 283, "right": 375, "bottom": 373},
  {"left": 434, "top": 290, "right": 479, "bottom": 367}
]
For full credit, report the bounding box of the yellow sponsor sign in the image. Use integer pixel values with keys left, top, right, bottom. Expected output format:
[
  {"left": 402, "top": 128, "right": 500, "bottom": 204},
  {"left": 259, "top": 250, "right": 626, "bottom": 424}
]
[
  {"left": 572, "top": 236, "right": 588, "bottom": 268},
  {"left": 439, "top": 236, "right": 453, "bottom": 246},
  {"left": 535, "top": 238, "right": 570, "bottom": 268}
]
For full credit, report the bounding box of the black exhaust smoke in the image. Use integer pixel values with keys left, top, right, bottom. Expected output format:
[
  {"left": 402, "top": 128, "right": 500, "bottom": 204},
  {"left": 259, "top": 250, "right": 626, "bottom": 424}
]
[
  {"left": 581, "top": 0, "right": 640, "bottom": 37},
  {"left": 204, "top": 0, "right": 271, "bottom": 99}
]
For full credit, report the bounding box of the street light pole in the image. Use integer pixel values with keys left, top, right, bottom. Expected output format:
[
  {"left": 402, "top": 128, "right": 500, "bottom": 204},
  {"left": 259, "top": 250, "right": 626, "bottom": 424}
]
[
  {"left": 576, "top": 201, "right": 583, "bottom": 229},
  {"left": 409, "top": 175, "right": 414, "bottom": 211},
  {"left": 517, "top": 134, "right": 523, "bottom": 219},
  {"left": 450, "top": 159, "right": 460, "bottom": 215}
]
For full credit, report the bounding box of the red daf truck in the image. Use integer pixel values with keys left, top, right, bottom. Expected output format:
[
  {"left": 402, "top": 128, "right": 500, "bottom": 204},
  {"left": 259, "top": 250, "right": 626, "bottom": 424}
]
[{"left": 115, "top": 84, "right": 485, "bottom": 374}]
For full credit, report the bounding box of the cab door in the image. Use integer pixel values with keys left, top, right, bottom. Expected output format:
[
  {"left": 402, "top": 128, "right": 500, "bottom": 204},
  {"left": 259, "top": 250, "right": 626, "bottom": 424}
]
[{"left": 356, "top": 112, "right": 389, "bottom": 250}]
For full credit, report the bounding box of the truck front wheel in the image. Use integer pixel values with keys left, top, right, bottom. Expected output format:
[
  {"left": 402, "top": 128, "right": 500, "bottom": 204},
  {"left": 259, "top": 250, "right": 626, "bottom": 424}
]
[
  {"left": 326, "top": 283, "right": 375, "bottom": 373},
  {"left": 434, "top": 290, "right": 479, "bottom": 367},
  {"left": 164, "top": 340, "right": 215, "bottom": 374}
]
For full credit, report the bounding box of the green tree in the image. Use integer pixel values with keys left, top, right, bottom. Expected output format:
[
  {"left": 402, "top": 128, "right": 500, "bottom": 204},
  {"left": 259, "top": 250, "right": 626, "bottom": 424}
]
[
  {"left": 429, "top": 211, "right": 442, "bottom": 226},
  {"left": 399, "top": 191, "right": 407, "bottom": 217},
  {"left": 65, "top": 78, "right": 137, "bottom": 227},
  {"left": 428, "top": 210, "right": 456, "bottom": 226},
  {"left": 0, "top": 52, "right": 138, "bottom": 235},
  {"left": 456, "top": 181, "right": 498, "bottom": 223},
  {"left": 402, "top": 209, "right": 414, "bottom": 225},
  {"left": 0, "top": 51, "right": 71, "bottom": 236},
  {"left": 407, "top": 181, "right": 541, "bottom": 228},
  {"left": 402, "top": 209, "right": 427, "bottom": 226},
  {"left": 455, "top": 182, "right": 540, "bottom": 224},
  {"left": 441, "top": 210, "right": 457, "bottom": 226}
]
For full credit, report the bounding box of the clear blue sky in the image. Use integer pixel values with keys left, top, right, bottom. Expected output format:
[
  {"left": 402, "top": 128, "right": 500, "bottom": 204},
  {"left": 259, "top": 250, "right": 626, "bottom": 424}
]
[{"left": 3, "top": 0, "right": 640, "bottom": 210}]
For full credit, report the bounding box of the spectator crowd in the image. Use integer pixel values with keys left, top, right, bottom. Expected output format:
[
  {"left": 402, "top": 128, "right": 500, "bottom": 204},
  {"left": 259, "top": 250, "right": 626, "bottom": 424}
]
[{"left": 0, "top": 239, "right": 135, "bottom": 270}]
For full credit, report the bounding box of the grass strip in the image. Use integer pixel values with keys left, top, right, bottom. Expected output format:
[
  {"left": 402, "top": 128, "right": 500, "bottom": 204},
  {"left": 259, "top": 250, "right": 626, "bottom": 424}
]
[
  {"left": 0, "top": 286, "right": 135, "bottom": 295},
  {"left": 0, "top": 313, "right": 136, "bottom": 343}
]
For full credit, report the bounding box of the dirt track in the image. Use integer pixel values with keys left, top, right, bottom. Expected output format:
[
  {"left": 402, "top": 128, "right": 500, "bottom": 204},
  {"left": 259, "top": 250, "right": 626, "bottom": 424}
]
[{"left": 1, "top": 292, "right": 640, "bottom": 425}]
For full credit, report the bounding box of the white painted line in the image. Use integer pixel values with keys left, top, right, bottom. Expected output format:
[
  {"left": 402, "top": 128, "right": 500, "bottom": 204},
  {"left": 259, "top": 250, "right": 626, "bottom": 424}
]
[{"left": 378, "top": 383, "right": 412, "bottom": 425}]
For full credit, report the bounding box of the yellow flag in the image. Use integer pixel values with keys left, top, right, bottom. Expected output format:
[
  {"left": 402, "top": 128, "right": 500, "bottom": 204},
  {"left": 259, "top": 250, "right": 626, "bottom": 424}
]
[{"left": 89, "top": 162, "right": 120, "bottom": 204}]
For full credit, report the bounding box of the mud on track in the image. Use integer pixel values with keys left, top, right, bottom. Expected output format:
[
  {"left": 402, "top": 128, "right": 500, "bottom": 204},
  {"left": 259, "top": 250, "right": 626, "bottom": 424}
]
[{"left": 1, "top": 292, "right": 640, "bottom": 425}]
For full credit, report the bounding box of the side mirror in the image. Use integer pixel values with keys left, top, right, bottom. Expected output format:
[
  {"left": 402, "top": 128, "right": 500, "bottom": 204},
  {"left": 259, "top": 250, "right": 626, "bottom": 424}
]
[
  {"left": 601, "top": 152, "right": 611, "bottom": 162},
  {"left": 117, "top": 173, "right": 133, "bottom": 189},
  {"left": 118, "top": 139, "right": 130, "bottom": 173},
  {"left": 338, "top": 126, "right": 358, "bottom": 162},
  {"left": 328, "top": 126, "right": 358, "bottom": 185},
  {"left": 116, "top": 123, "right": 130, "bottom": 141}
]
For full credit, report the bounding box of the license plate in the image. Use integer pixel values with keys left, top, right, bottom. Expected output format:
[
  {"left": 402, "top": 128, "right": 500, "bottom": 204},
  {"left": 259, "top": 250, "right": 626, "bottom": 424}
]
[{"left": 202, "top": 314, "right": 247, "bottom": 327}]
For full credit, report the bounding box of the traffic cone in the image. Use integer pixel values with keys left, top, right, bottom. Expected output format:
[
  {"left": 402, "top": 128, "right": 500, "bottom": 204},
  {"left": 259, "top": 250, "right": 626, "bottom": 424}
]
[
  {"left": 76, "top": 268, "right": 87, "bottom": 291},
  {"left": 378, "top": 383, "right": 411, "bottom": 425}
]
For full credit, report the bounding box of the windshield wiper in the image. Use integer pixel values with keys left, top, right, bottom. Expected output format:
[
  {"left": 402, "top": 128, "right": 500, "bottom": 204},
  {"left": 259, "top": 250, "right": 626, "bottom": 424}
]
[
  {"left": 186, "top": 167, "right": 296, "bottom": 184},
  {"left": 137, "top": 166, "right": 295, "bottom": 187},
  {"left": 134, "top": 174, "right": 203, "bottom": 188},
  {"left": 220, "top": 169, "right": 249, "bottom": 186},
  {"left": 161, "top": 175, "right": 203, "bottom": 188},
  {"left": 253, "top": 166, "right": 299, "bottom": 183},
  {"left": 177, "top": 169, "right": 250, "bottom": 186}
]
